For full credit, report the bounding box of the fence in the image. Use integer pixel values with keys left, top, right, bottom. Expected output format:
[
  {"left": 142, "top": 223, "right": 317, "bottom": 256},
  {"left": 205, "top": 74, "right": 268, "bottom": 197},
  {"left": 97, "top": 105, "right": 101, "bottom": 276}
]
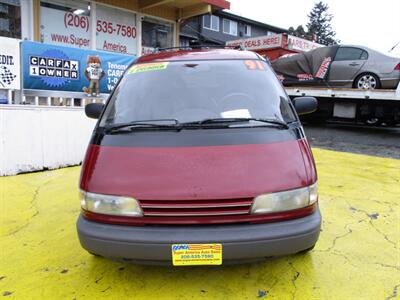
[{"left": 0, "top": 90, "right": 106, "bottom": 176}]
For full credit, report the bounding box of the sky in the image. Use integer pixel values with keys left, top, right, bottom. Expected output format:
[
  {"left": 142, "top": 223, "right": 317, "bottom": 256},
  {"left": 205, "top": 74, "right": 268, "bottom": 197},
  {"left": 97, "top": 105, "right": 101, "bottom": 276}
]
[{"left": 227, "top": 0, "right": 400, "bottom": 55}]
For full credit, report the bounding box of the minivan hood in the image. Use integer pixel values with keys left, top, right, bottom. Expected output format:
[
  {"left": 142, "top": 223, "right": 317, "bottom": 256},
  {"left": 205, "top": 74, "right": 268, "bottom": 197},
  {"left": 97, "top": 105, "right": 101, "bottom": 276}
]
[{"left": 80, "top": 137, "right": 315, "bottom": 200}]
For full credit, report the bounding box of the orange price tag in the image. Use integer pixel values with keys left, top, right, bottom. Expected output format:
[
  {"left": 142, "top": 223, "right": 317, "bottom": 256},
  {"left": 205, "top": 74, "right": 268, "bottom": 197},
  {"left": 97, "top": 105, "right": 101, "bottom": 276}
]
[{"left": 244, "top": 60, "right": 265, "bottom": 71}]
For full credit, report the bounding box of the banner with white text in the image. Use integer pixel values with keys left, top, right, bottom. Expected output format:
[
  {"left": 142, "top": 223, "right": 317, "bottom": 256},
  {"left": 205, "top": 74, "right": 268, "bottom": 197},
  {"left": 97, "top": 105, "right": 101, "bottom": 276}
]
[{"left": 22, "top": 41, "right": 135, "bottom": 93}]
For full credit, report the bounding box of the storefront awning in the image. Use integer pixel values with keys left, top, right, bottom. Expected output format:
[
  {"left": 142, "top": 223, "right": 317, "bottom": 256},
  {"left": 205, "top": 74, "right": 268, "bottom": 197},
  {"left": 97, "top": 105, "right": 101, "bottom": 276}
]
[
  {"left": 138, "top": 0, "right": 230, "bottom": 19},
  {"left": 96, "top": 0, "right": 230, "bottom": 21},
  {"left": 201, "top": 0, "right": 230, "bottom": 9},
  {"left": 139, "top": 0, "right": 230, "bottom": 10}
]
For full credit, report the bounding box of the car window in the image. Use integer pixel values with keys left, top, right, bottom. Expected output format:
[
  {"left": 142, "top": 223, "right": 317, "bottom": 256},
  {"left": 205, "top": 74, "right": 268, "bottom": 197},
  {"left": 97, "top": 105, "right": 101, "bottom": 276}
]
[
  {"left": 360, "top": 50, "right": 368, "bottom": 60},
  {"left": 335, "top": 47, "right": 364, "bottom": 61},
  {"left": 100, "top": 60, "right": 296, "bottom": 126}
]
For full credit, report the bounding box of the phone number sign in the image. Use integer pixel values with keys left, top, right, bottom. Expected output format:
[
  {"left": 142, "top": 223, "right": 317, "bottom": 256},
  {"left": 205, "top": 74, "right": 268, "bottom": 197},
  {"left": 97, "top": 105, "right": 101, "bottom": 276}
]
[
  {"left": 96, "top": 4, "right": 138, "bottom": 55},
  {"left": 41, "top": 5, "right": 137, "bottom": 55}
]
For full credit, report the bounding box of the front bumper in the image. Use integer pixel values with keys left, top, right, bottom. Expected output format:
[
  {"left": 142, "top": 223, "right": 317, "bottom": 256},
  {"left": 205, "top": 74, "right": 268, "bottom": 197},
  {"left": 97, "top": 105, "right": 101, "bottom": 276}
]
[{"left": 77, "top": 208, "right": 321, "bottom": 265}]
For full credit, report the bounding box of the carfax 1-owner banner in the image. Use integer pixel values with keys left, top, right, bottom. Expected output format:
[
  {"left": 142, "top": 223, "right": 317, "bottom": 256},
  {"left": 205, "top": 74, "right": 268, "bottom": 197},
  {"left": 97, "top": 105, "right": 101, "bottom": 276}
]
[
  {"left": 0, "top": 36, "right": 20, "bottom": 90},
  {"left": 21, "top": 41, "right": 135, "bottom": 94}
]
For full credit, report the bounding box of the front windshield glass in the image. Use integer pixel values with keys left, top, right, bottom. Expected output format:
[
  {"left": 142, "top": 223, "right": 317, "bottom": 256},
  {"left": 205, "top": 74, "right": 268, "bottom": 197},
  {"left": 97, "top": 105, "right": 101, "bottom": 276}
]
[{"left": 100, "top": 59, "right": 296, "bottom": 126}]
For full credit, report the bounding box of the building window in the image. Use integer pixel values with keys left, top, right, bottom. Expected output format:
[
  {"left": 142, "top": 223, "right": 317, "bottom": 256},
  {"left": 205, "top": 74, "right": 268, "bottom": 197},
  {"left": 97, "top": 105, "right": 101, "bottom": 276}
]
[
  {"left": 203, "top": 14, "right": 219, "bottom": 31},
  {"left": 0, "top": 0, "right": 21, "bottom": 39},
  {"left": 96, "top": 4, "right": 137, "bottom": 55},
  {"left": 244, "top": 24, "right": 251, "bottom": 36},
  {"left": 222, "top": 19, "right": 237, "bottom": 36},
  {"left": 40, "top": 0, "right": 91, "bottom": 49},
  {"left": 142, "top": 16, "right": 173, "bottom": 49}
]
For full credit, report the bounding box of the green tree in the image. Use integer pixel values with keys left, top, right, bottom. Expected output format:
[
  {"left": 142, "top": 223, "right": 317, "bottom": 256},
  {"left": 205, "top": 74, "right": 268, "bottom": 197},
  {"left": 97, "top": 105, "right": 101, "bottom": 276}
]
[
  {"left": 306, "top": 1, "right": 339, "bottom": 45},
  {"left": 288, "top": 25, "right": 308, "bottom": 39}
]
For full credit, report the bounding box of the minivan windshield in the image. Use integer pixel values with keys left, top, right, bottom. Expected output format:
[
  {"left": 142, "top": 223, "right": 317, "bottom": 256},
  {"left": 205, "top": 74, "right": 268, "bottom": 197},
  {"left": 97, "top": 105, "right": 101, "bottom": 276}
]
[{"left": 100, "top": 59, "right": 296, "bottom": 127}]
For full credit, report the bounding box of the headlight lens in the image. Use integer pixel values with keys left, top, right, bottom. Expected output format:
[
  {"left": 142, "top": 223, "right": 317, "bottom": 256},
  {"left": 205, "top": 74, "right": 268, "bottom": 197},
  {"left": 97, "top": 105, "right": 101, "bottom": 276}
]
[
  {"left": 80, "top": 190, "right": 143, "bottom": 217},
  {"left": 251, "top": 182, "right": 318, "bottom": 214}
]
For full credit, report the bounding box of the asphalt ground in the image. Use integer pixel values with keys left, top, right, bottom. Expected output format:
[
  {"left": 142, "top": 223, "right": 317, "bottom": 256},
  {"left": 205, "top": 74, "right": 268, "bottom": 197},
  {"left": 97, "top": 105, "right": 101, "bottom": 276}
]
[
  {"left": 1, "top": 147, "right": 399, "bottom": 299},
  {"left": 304, "top": 123, "right": 400, "bottom": 159}
]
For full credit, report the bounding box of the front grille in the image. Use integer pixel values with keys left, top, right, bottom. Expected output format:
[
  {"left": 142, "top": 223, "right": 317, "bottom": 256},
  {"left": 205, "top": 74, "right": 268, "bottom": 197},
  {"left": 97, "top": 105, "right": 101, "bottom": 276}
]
[{"left": 139, "top": 198, "right": 253, "bottom": 217}]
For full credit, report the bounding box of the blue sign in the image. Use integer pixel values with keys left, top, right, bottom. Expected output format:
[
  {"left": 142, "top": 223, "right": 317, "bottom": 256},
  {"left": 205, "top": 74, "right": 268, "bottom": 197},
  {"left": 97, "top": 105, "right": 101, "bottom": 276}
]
[{"left": 22, "top": 41, "right": 135, "bottom": 94}]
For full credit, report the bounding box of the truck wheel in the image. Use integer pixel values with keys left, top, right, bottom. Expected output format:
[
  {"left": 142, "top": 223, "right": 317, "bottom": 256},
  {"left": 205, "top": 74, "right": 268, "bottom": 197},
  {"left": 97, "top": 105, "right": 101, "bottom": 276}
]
[
  {"left": 385, "top": 120, "right": 400, "bottom": 127},
  {"left": 354, "top": 73, "right": 380, "bottom": 90}
]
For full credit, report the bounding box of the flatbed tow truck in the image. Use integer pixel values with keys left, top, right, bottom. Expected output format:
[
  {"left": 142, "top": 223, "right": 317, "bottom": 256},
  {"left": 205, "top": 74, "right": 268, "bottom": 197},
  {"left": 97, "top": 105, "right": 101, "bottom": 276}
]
[
  {"left": 225, "top": 34, "right": 400, "bottom": 126},
  {"left": 285, "top": 83, "right": 400, "bottom": 126}
]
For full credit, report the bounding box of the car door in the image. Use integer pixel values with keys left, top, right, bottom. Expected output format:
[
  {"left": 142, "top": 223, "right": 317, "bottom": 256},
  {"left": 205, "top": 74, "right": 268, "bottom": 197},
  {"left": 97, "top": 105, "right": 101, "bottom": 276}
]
[{"left": 328, "top": 47, "right": 368, "bottom": 86}]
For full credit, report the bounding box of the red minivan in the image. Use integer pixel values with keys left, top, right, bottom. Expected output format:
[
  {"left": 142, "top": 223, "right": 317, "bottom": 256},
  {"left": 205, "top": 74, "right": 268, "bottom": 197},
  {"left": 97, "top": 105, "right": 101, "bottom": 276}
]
[{"left": 77, "top": 48, "right": 320, "bottom": 266}]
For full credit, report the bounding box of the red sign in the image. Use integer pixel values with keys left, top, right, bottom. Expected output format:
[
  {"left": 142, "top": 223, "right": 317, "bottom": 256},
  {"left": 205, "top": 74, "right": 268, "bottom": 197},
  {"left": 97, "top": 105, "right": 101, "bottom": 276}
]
[
  {"left": 287, "top": 35, "right": 322, "bottom": 52},
  {"left": 227, "top": 34, "right": 323, "bottom": 54},
  {"left": 226, "top": 34, "right": 283, "bottom": 50}
]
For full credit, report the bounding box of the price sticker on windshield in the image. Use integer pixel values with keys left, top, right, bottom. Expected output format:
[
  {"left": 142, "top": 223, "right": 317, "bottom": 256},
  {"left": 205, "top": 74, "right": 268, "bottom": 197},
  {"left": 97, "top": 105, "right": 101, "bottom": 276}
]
[
  {"left": 128, "top": 62, "right": 169, "bottom": 74},
  {"left": 244, "top": 60, "right": 265, "bottom": 71}
]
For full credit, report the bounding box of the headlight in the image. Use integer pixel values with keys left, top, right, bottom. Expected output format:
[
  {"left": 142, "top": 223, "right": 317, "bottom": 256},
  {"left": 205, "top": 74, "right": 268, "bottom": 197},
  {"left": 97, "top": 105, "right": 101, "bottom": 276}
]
[
  {"left": 80, "top": 190, "right": 143, "bottom": 217},
  {"left": 250, "top": 182, "right": 318, "bottom": 214}
]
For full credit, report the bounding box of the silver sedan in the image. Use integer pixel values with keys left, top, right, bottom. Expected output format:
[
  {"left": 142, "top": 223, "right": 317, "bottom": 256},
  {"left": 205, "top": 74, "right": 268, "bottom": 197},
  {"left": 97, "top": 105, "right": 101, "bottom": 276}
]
[
  {"left": 329, "top": 45, "right": 400, "bottom": 89},
  {"left": 272, "top": 45, "right": 400, "bottom": 90}
]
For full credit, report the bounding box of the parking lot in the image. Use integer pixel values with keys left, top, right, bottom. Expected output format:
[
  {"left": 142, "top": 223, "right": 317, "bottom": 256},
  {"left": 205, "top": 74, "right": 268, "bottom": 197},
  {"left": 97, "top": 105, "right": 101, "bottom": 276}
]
[
  {"left": 304, "top": 124, "right": 400, "bottom": 159},
  {"left": 1, "top": 125, "right": 399, "bottom": 299}
]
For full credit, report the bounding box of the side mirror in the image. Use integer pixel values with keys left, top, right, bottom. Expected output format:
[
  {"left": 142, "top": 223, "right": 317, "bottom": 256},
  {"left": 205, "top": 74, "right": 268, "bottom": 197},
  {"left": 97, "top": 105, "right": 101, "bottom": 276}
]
[
  {"left": 292, "top": 97, "right": 318, "bottom": 115},
  {"left": 85, "top": 103, "right": 105, "bottom": 119}
]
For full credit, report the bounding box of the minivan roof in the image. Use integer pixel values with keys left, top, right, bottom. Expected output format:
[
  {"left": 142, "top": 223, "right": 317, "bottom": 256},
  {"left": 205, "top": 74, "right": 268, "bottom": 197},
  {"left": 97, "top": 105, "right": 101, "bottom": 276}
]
[{"left": 136, "top": 49, "right": 260, "bottom": 63}]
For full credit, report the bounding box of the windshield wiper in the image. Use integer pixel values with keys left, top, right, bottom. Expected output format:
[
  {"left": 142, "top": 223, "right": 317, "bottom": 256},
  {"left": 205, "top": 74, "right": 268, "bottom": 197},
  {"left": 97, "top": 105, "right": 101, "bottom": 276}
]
[
  {"left": 182, "top": 118, "right": 289, "bottom": 129},
  {"left": 104, "top": 119, "right": 181, "bottom": 133},
  {"left": 104, "top": 117, "right": 289, "bottom": 133}
]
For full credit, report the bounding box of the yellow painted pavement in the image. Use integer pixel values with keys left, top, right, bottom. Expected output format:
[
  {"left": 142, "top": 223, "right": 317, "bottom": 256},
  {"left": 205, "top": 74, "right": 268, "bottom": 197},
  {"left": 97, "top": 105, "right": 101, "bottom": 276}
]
[{"left": 0, "top": 148, "right": 399, "bottom": 300}]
